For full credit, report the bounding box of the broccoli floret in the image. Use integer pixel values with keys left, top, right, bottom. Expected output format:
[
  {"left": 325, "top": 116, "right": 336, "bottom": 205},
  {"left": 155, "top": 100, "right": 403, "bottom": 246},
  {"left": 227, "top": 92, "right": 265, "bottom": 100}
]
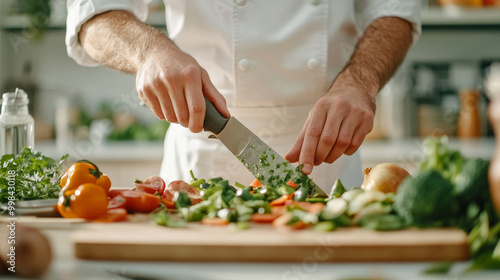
[
  {"left": 455, "top": 158, "right": 490, "bottom": 203},
  {"left": 394, "top": 169, "right": 459, "bottom": 228}
]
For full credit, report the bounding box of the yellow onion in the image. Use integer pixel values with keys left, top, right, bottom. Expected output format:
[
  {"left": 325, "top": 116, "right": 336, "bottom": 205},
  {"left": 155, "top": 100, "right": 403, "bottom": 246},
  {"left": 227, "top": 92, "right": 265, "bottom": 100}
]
[{"left": 361, "top": 163, "right": 410, "bottom": 193}]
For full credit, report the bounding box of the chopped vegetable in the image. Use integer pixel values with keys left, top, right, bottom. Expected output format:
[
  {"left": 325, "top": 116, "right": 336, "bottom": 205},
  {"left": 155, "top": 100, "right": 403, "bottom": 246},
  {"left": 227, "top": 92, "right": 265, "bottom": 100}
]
[
  {"left": 108, "top": 194, "right": 127, "bottom": 210},
  {"left": 251, "top": 213, "right": 281, "bottom": 224},
  {"left": 328, "top": 178, "right": 347, "bottom": 199},
  {"left": 120, "top": 191, "right": 160, "bottom": 213},
  {"left": 358, "top": 214, "right": 405, "bottom": 231},
  {"left": 153, "top": 210, "right": 187, "bottom": 228},
  {"left": 134, "top": 176, "right": 165, "bottom": 195},
  {"left": 94, "top": 208, "right": 128, "bottom": 223},
  {"left": 270, "top": 193, "right": 294, "bottom": 206}
]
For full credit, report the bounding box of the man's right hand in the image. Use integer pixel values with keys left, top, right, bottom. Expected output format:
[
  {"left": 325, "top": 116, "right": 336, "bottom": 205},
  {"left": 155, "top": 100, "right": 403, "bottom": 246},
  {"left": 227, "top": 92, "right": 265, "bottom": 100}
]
[
  {"left": 79, "top": 11, "right": 229, "bottom": 133},
  {"left": 136, "top": 49, "right": 230, "bottom": 133}
]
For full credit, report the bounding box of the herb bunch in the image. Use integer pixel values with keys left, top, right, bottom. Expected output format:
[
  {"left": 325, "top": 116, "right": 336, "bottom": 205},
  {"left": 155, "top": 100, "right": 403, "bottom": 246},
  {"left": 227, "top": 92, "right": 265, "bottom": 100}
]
[{"left": 0, "top": 147, "right": 68, "bottom": 204}]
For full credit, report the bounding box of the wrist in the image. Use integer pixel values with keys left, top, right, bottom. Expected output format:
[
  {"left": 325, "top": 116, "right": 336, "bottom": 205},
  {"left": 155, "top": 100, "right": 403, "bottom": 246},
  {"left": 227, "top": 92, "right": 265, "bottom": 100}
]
[{"left": 333, "top": 68, "right": 379, "bottom": 99}]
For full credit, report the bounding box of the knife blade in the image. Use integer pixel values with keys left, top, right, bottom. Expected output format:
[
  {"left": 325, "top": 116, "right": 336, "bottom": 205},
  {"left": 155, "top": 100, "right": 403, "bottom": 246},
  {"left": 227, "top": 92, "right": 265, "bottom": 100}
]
[{"left": 203, "top": 98, "right": 328, "bottom": 198}]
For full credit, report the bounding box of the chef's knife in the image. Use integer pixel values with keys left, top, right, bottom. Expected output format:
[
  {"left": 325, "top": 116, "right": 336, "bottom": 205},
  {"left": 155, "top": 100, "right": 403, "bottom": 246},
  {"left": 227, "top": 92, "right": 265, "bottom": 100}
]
[{"left": 203, "top": 97, "right": 328, "bottom": 198}]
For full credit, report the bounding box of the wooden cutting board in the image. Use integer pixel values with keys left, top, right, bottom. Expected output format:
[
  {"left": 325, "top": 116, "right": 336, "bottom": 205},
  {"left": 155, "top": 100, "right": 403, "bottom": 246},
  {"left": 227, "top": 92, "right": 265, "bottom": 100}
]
[{"left": 72, "top": 220, "right": 470, "bottom": 262}]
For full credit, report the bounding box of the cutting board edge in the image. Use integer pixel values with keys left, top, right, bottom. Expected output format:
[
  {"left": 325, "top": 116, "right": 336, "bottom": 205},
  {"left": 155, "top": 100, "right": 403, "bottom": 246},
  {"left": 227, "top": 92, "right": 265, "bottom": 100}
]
[{"left": 74, "top": 242, "right": 470, "bottom": 263}]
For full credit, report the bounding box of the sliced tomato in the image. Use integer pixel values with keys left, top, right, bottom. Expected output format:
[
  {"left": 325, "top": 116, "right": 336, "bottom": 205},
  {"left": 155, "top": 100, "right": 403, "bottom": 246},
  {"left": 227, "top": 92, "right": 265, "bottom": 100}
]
[
  {"left": 201, "top": 217, "right": 229, "bottom": 226},
  {"left": 250, "top": 213, "right": 281, "bottom": 223},
  {"left": 108, "top": 189, "right": 131, "bottom": 199},
  {"left": 270, "top": 193, "right": 294, "bottom": 206},
  {"left": 167, "top": 180, "right": 200, "bottom": 195},
  {"left": 135, "top": 176, "right": 165, "bottom": 195},
  {"left": 160, "top": 198, "right": 176, "bottom": 209},
  {"left": 286, "top": 180, "right": 298, "bottom": 189},
  {"left": 94, "top": 208, "right": 128, "bottom": 223},
  {"left": 121, "top": 191, "right": 160, "bottom": 213},
  {"left": 108, "top": 194, "right": 127, "bottom": 209},
  {"left": 162, "top": 189, "right": 175, "bottom": 201},
  {"left": 187, "top": 193, "right": 203, "bottom": 205},
  {"left": 249, "top": 178, "right": 263, "bottom": 189}
]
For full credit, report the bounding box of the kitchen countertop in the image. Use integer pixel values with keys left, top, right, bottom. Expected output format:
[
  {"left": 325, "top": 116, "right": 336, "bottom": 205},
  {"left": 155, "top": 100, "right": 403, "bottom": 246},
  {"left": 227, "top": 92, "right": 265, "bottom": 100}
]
[
  {"left": 4, "top": 227, "right": 500, "bottom": 280},
  {"left": 35, "top": 137, "right": 495, "bottom": 163}
]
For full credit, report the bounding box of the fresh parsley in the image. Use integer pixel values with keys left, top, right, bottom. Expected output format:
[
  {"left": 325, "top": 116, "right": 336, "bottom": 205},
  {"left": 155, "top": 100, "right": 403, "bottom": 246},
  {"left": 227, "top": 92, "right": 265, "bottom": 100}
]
[{"left": 0, "top": 147, "right": 69, "bottom": 203}]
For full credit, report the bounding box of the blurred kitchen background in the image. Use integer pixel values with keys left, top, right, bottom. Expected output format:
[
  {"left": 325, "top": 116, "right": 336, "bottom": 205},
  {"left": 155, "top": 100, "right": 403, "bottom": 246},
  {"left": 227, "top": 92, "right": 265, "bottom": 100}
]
[{"left": 0, "top": 0, "right": 499, "bottom": 186}]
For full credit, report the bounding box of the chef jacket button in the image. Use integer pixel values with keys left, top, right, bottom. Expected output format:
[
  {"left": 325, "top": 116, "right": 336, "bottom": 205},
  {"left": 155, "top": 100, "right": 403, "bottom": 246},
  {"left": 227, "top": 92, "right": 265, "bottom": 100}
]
[
  {"left": 307, "top": 58, "right": 320, "bottom": 70},
  {"left": 239, "top": 59, "right": 251, "bottom": 71},
  {"left": 236, "top": 0, "right": 247, "bottom": 6},
  {"left": 309, "top": 0, "right": 320, "bottom": 5}
]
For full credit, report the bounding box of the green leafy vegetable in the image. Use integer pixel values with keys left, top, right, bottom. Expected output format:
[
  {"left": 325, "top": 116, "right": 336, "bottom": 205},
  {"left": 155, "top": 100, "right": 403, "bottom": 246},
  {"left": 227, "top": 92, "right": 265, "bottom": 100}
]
[
  {"left": 419, "top": 137, "right": 465, "bottom": 184},
  {"left": 328, "top": 178, "right": 347, "bottom": 199},
  {"left": 0, "top": 147, "right": 68, "bottom": 204},
  {"left": 423, "top": 261, "right": 453, "bottom": 275},
  {"left": 394, "top": 169, "right": 458, "bottom": 228}
]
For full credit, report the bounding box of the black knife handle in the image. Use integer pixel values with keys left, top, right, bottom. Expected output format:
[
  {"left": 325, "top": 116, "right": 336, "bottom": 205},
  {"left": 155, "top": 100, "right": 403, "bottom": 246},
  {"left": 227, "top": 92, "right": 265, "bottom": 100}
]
[{"left": 203, "top": 97, "right": 229, "bottom": 134}]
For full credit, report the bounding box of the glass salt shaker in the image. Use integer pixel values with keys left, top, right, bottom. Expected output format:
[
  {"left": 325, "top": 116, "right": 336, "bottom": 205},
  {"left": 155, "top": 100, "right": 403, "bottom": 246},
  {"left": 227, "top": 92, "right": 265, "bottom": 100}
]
[{"left": 0, "top": 88, "right": 35, "bottom": 155}]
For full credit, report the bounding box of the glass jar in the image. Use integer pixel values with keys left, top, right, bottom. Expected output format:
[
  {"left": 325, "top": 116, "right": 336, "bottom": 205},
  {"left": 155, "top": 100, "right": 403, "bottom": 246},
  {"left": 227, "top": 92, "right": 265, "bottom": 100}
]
[{"left": 0, "top": 88, "right": 35, "bottom": 155}]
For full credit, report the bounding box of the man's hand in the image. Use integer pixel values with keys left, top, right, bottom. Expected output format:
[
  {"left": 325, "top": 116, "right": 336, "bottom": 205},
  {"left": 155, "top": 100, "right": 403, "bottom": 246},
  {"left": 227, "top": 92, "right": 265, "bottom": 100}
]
[
  {"left": 286, "top": 17, "right": 413, "bottom": 175},
  {"left": 136, "top": 49, "right": 229, "bottom": 133},
  {"left": 79, "top": 10, "right": 229, "bottom": 133},
  {"left": 285, "top": 73, "right": 376, "bottom": 175}
]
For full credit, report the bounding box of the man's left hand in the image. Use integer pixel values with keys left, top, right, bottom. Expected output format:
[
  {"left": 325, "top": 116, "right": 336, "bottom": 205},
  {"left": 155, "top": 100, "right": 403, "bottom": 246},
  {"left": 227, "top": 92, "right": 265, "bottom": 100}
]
[{"left": 285, "top": 75, "right": 376, "bottom": 175}]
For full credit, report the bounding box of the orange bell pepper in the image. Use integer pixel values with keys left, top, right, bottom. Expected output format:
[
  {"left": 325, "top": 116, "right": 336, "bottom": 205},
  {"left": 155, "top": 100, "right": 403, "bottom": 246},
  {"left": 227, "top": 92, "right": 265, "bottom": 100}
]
[
  {"left": 60, "top": 160, "right": 111, "bottom": 194},
  {"left": 57, "top": 183, "right": 109, "bottom": 219}
]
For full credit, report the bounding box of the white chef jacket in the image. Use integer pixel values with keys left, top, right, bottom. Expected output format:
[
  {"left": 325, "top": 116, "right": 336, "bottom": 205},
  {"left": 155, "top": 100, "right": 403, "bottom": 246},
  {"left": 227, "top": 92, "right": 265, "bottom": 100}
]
[{"left": 66, "top": 0, "right": 421, "bottom": 191}]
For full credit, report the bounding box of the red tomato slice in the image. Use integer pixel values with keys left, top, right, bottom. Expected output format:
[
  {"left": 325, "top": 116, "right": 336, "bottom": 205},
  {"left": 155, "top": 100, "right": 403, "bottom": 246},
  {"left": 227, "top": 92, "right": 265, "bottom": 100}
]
[
  {"left": 108, "top": 189, "right": 130, "bottom": 198},
  {"left": 161, "top": 189, "right": 175, "bottom": 201},
  {"left": 135, "top": 176, "right": 166, "bottom": 195},
  {"left": 187, "top": 193, "right": 203, "bottom": 205},
  {"left": 250, "top": 213, "right": 281, "bottom": 223},
  {"left": 121, "top": 191, "right": 160, "bottom": 213},
  {"left": 94, "top": 208, "right": 128, "bottom": 223},
  {"left": 167, "top": 180, "right": 200, "bottom": 195},
  {"left": 108, "top": 194, "right": 127, "bottom": 210},
  {"left": 134, "top": 184, "right": 158, "bottom": 194}
]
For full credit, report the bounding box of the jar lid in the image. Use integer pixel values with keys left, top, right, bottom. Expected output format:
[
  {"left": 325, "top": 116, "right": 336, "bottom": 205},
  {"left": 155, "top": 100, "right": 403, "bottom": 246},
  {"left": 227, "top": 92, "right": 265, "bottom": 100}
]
[{"left": 1, "top": 88, "right": 29, "bottom": 105}]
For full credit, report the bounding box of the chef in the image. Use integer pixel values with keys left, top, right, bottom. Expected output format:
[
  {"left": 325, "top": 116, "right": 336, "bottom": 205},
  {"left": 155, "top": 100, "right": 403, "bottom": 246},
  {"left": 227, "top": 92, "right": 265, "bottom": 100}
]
[{"left": 66, "top": 0, "right": 421, "bottom": 191}]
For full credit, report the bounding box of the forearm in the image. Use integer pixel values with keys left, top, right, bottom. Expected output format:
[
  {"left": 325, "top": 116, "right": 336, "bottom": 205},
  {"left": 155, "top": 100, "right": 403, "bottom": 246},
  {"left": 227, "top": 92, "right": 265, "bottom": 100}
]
[
  {"left": 79, "top": 10, "right": 175, "bottom": 74},
  {"left": 335, "top": 17, "right": 413, "bottom": 97}
]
